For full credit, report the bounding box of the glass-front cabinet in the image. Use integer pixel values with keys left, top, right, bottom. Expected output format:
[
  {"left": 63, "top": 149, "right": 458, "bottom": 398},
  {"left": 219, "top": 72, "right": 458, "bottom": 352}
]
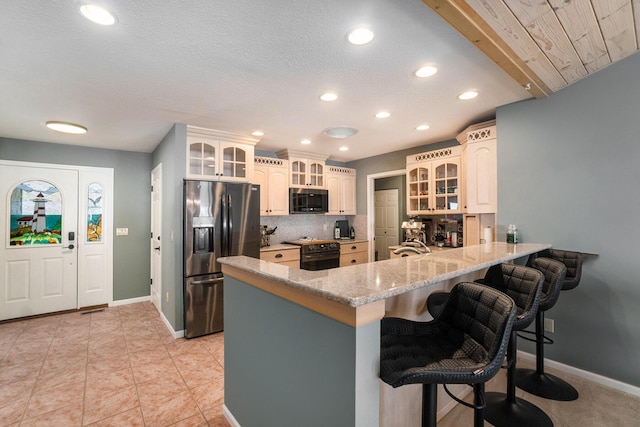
[
  {"left": 407, "top": 147, "right": 462, "bottom": 215},
  {"left": 186, "top": 126, "right": 257, "bottom": 181},
  {"left": 276, "top": 149, "right": 328, "bottom": 189}
]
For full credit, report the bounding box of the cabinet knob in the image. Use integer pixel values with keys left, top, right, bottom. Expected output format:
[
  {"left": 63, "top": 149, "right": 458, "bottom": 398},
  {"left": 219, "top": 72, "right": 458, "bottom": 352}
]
[
  {"left": 351, "top": 246, "right": 357, "bottom": 250},
  {"left": 351, "top": 259, "right": 356, "bottom": 263},
  {"left": 275, "top": 253, "right": 283, "bottom": 258}
]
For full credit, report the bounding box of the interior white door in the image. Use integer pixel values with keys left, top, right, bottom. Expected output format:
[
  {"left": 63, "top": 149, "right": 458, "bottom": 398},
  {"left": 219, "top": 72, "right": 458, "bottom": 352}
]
[
  {"left": 0, "top": 164, "right": 78, "bottom": 320},
  {"left": 150, "top": 164, "right": 162, "bottom": 313},
  {"left": 374, "top": 189, "right": 399, "bottom": 261}
]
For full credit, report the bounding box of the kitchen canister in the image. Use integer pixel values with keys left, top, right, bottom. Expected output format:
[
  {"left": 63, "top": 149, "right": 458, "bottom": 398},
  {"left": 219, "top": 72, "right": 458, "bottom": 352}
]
[{"left": 482, "top": 226, "right": 493, "bottom": 244}]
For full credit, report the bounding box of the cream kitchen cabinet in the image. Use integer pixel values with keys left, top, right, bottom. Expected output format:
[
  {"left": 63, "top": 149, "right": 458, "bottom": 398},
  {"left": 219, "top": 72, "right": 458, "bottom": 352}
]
[
  {"left": 340, "top": 240, "right": 369, "bottom": 267},
  {"left": 186, "top": 126, "right": 257, "bottom": 181},
  {"left": 260, "top": 245, "right": 300, "bottom": 268},
  {"left": 253, "top": 157, "right": 289, "bottom": 216},
  {"left": 458, "top": 120, "right": 497, "bottom": 214},
  {"left": 326, "top": 166, "right": 356, "bottom": 215},
  {"left": 276, "top": 149, "right": 328, "bottom": 189},
  {"left": 406, "top": 146, "right": 462, "bottom": 215}
]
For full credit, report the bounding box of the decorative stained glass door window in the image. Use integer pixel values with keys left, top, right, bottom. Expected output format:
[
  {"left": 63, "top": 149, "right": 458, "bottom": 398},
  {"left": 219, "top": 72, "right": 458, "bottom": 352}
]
[
  {"left": 9, "top": 180, "right": 62, "bottom": 246},
  {"left": 87, "top": 182, "right": 103, "bottom": 242}
]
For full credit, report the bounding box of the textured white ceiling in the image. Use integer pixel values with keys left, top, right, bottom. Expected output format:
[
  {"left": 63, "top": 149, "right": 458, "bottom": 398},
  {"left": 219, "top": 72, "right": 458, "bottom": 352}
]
[{"left": 0, "top": 0, "right": 531, "bottom": 162}]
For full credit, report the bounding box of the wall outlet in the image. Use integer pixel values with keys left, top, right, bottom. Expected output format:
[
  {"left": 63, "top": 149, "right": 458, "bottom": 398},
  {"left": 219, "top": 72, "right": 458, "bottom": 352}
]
[
  {"left": 116, "top": 227, "right": 129, "bottom": 236},
  {"left": 166, "top": 292, "right": 169, "bottom": 303},
  {"left": 544, "top": 318, "right": 555, "bottom": 333},
  {"left": 323, "top": 223, "right": 328, "bottom": 231}
]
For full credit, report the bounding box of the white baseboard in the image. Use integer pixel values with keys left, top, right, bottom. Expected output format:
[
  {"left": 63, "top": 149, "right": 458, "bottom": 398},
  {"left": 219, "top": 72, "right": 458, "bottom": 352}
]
[
  {"left": 517, "top": 350, "right": 640, "bottom": 397},
  {"left": 223, "top": 404, "right": 241, "bottom": 427},
  {"left": 159, "top": 310, "right": 184, "bottom": 339},
  {"left": 109, "top": 295, "right": 151, "bottom": 306}
]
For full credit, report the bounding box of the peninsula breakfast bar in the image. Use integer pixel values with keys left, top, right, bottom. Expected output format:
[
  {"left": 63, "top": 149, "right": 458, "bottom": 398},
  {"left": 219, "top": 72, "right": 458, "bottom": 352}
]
[{"left": 219, "top": 242, "right": 550, "bottom": 427}]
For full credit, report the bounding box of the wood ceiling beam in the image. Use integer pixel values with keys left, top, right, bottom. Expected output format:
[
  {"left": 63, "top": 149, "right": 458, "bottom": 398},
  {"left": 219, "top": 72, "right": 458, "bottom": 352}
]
[{"left": 421, "top": 0, "right": 552, "bottom": 98}]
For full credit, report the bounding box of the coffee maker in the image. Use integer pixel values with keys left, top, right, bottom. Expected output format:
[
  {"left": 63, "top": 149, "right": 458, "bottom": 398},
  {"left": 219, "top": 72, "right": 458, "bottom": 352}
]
[{"left": 401, "top": 218, "right": 426, "bottom": 246}]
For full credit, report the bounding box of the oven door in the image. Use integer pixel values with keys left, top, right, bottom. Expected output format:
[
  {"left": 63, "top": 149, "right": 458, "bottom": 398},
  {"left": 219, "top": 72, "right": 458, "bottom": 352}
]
[{"left": 300, "top": 251, "right": 340, "bottom": 271}]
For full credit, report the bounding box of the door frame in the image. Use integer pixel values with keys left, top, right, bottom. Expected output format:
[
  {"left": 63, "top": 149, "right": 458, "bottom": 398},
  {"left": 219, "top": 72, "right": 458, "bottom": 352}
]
[
  {"left": 150, "top": 163, "right": 162, "bottom": 313},
  {"left": 366, "top": 169, "right": 405, "bottom": 261},
  {"left": 0, "top": 159, "right": 114, "bottom": 312}
]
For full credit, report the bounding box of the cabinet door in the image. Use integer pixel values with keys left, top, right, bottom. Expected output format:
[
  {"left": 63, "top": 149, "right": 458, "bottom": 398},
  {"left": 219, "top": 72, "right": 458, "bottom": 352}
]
[
  {"left": 465, "top": 139, "right": 497, "bottom": 213},
  {"left": 268, "top": 167, "right": 289, "bottom": 215},
  {"left": 309, "top": 162, "right": 324, "bottom": 187},
  {"left": 433, "top": 158, "right": 460, "bottom": 213},
  {"left": 188, "top": 141, "right": 217, "bottom": 178},
  {"left": 407, "top": 166, "right": 430, "bottom": 214},
  {"left": 253, "top": 166, "right": 270, "bottom": 215},
  {"left": 326, "top": 174, "right": 341, "bottom": 214},
  {"left": 220, "top": 142, "right": 253, "bottom": 181},
  {"left": 341, "top": 174, "right": 356, "bottom": 215},
  {"left": 290, "top": 160, "right": 307, "bottom": 187}
]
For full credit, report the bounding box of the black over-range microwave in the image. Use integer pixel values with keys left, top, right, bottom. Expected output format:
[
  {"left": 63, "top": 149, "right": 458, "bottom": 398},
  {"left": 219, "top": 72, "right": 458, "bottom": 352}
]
[{"left": 289, "top": 188, "right": 329, "bottom": 213}]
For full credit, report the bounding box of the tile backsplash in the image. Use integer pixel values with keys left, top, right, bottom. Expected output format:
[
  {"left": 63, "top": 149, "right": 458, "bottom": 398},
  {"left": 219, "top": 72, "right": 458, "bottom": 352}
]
[{"left": 260, "top": 215, "right": 367, "bottom": 244}]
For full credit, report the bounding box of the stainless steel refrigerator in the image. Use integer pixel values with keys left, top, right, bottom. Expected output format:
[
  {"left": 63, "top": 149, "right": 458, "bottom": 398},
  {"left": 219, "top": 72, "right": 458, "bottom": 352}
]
[{"left": 183, "top": 180, "right": 260, "bottom": 338}]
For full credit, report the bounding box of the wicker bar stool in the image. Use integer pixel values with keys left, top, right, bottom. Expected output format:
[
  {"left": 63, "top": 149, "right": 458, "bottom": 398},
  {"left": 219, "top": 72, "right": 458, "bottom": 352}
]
[{"left": 380, "top": 282, "right": 516, "bottom": 427}]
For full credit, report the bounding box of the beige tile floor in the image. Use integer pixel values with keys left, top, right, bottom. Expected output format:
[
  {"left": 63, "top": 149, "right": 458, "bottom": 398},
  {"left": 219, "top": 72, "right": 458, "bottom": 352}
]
[{"left": 2, "top": 301, "right": 639, "bottom": 426}]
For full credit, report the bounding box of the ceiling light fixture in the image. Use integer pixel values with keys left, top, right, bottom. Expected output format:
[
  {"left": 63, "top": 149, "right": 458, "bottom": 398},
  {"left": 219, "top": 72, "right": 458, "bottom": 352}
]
[
  {"left": 251, "top": 130, "right": 264, "bottom": 137},
  {"left": 300, "top": 139, "right": 312, "bottom": 145},
  {"left": 375, "top": 111, "right": 390, "bottom": 119},
  {"left": 339, "top": 146, "right": 349, "bottom": 151},
  {"left": 347, "top": 27, "right": 374, "bottom": 46},
  {"left": 324, "top": 127, "right": 358, "bottom": 139},
  {"left": 46, "top": 121, "right": 88, "bottom": 134},
  {"left": 320, "top": 92, "right": 338, "bottom": 101},
  {"left": 79, "top": 3, "right": 116, "bottom": 26},
  {"left": 414, "top": 66, "right": 438, "bottom": 78},
  {"left": 458, "top": 91, "right": 479, "bottom": 100},
  {"left": 416, "top": 124, "right": 430, "bottom": 131}
]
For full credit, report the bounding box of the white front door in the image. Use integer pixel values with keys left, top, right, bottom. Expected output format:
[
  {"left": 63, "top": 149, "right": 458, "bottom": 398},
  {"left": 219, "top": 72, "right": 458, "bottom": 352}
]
[
  {"left": 0, "top": 164, "right": 79, "bottom": 319},
  {"left": 374, "top": 189, "right": 399, "bottom": 261},
  {"left": 150, "top": 164, "right": 162, "bottom": 313}
]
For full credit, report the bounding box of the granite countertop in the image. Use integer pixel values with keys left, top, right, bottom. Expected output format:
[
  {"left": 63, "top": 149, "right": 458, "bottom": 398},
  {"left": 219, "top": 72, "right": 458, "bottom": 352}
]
[{"left": 220, "top": 242, "right": 551, "bottom": 308}]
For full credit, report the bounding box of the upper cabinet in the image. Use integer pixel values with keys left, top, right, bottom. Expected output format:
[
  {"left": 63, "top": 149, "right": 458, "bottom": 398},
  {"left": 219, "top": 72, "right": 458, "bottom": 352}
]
[
  {"left": 276, "top": 149, "right": 328, "bottom": 189},
  {"left": 407, "top": 147, "right": 462, "bottom": 215},
  {"left": 186, "top": 126, "right": 258, "bottom": 181},
  {"left": 326, "top": 166, "right": 356, "bottom": 215},
  {"left": 253, "top": 156, "right": 289, "bottom": 216},
  {"left": 457, "top": 121, "right": 497, "bottom": 214}
]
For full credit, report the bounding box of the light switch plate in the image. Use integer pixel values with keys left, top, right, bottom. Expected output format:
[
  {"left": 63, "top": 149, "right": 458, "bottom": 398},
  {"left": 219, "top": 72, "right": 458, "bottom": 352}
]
[{"left": 116, "top": 227, "right": 129, "bottom": 236}]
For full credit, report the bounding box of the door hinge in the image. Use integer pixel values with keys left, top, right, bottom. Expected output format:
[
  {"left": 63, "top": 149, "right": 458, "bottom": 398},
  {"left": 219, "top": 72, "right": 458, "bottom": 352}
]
[
  {"left": 150, "top": 278, "right": 153, "bottom": 285},
  {"left": 150, "top": 232, "right": 153, "bottom": 239},
  {"left": 151, "top": 185, "right": 154, "bottom": 192}
]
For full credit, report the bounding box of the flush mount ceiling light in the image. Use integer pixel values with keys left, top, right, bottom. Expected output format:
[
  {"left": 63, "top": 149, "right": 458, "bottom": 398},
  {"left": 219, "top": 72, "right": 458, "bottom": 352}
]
[
  {"left": 458, "top": 91, "right": 479, "bottom": 100},
  {"left": 324, "top": 127, "right": 358, "bottom": 139},
  {"left": 251, "top": 130, "right": 264, "bottom": 137},
  {"left": 46, "top": 121, "right": 88, "bottom": 134},
  {"left": 416, "top": 124, "right": 430, "bottom": 131},
  {"left": 79, "top": 3, "right": 116, "bottom": 26},
  {"left": 375, "top": 111, "right": 390, "bottom": 119},
  {"left": 414, "top": 66, "right": 438, "bottom": 78},
  {"left": 300, "top": 139, "right": 312, "bottom": 145},
  {"left": 347, "top": 27, "right": 374, "bottom": 46},
  {"left": 320, "top": 92, "right": 338, "bottom": 102}
]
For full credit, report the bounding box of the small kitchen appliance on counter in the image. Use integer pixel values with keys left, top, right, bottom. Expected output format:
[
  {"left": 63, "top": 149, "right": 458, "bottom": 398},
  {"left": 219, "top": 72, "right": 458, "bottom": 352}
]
[
  {"left": 401, "top": 218, "right": 426, "bottom": 246},
  {"left": 183, "top": 180, "right": 260, "bottom": 338}
]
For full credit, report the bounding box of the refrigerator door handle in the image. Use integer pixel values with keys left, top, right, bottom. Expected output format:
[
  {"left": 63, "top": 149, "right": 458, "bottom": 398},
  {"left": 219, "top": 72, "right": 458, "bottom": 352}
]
[
  {"left": 221, "top": 193, "right": 228, "bottom": 256},
  {"left": 228, "top": 193, "right": 233, "bottom": 255},
  {"left": 191, "top": 278, "right": 223, "bottom": 285}
]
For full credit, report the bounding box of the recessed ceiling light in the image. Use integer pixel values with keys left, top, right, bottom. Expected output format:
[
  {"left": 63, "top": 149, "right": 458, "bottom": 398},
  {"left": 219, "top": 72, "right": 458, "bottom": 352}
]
[
  {"left": 347, "top": 27, "right": 374, "bottom": 46},
  {"left": 458, "top": 91, "right": 479, "bottom": 100},
  {"left": 251, "top": 130, "right": 264, "bottom": 137},
  {"left": 46, "top": 121, "right": 88, "bottom": 134},
  {"left": 414, "top": 66, "right": 438, "bottom": 78},
  {"left": 320, "top": 92, "right": 338, "bottom": 102},
  {"left": 339, "top": 146, "right": 349, "bottom": 151},
  {"left": 79, "top": 3, "right": 116, "bottom": 26},
  {"left": 300, "top": 139, "right": 312, "bottom": 145},
  {"left": 375, "top": 111, "right": 390, "bottom": 119},
  {"left": 324, "top": 127, "right": 358, "bottom": 139},
  {"left": 416, "top": 124, "right": 430, "bottom": 131}
]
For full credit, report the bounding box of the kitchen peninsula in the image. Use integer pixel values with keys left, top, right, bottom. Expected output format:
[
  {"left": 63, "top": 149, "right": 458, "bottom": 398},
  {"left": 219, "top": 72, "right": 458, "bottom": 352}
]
[{"left": 219, "top": 242, "right": 550, "bottom": 427}]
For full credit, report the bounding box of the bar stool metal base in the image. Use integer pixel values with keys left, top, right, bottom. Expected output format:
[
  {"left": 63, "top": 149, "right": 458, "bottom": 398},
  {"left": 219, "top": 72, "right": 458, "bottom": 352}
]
[
  {"left": 516, "top": 368, "right": 579, "bottom": 401},
  {"left": 484, "top": 391, "right": 553, "bottom": 427}
]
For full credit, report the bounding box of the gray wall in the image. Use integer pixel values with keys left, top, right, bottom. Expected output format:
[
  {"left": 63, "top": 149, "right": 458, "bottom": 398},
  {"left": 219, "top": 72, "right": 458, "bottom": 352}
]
[
  {"left": 151, "top": 124, "right": 187, "bottom": 331},
  {"left": 0, "top": 137, "right": 152, "bottom": 301},
  {"left": 496, "top": 53, "right": 640, "bottom": 387}
]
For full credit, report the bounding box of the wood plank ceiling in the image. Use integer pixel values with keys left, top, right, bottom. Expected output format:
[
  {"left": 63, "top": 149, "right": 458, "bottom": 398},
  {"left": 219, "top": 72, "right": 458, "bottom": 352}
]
[{"left": 422, "top": 0, "right": 640, "bottom": 98}]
